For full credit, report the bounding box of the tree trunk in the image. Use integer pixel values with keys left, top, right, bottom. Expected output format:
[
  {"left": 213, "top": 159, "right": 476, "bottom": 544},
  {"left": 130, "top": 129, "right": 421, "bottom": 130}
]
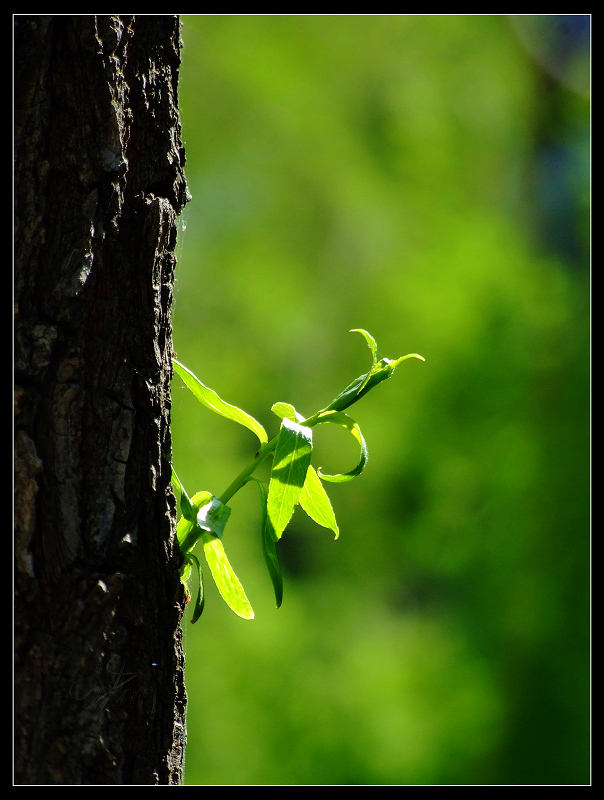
[{"left": 14, "top": 15, "right": 190, "bottom": 784}]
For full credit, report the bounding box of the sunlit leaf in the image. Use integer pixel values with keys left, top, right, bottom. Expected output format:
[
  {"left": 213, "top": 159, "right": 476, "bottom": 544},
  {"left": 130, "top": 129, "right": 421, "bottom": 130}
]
[
  {"left": 350, "top": 327, "right": 378, "bottom": 393},
  {"left": 177, "top": 515, "right": 195, "bottom": 550},
  {"left": 173, "top": 359, "right": 268, "bottom": 445},
  {"left": 175, "top": 484, "right": 252, "bottom": 619},
  {"left": 180, "top": 553, "right": 192, "bottom": 583},
  {"left": 350, "top": 328, "right": 378, "bottom": 365},
  {"left": 201, "top": 532, "right": 254, "bottom": 619},
  {"left": 267, "top": 418, "right": 313, "bottom": 540},
  {"left": 172, "top": 467, "right": 196, "bottom": 522},
  {"left": 172, "top": 331, "right": 424, "bottom": 620},
  {"left": 271, "top": 402, "right": 305, "bottom": 423},
  {"left": 299, "top": 464, "right": 339, "bottom": 538}
]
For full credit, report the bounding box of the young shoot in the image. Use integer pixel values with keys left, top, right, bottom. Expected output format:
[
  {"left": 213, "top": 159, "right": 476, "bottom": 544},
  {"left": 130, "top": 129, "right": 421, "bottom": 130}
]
[{"left": 172, "top": 329, "right": 424, "bottom": 621}]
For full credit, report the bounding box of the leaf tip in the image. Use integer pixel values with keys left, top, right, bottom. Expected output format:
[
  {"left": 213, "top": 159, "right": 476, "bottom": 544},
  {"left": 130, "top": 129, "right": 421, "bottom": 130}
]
[{"left": 391, "top": 353, "right": 426, "bottom": 368}]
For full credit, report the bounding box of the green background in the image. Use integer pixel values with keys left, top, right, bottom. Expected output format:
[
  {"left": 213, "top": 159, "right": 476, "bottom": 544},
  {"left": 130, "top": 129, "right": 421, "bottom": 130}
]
[{"left": 173, "top": 15, "right": 590, "bottom": 785}]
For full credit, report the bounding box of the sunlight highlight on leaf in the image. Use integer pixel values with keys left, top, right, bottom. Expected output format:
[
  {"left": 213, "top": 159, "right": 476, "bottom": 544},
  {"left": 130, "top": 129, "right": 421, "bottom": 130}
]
[
  {"left": 201, "top": 532, "right": 255, "bottom": 619},
  {"left": 267, "top": 418, "right": 313, "bottom": 540},
  {"left": 299, "top": 464, "right": 339, "bottom": 538},
  {"left": 173, "top": 359, "right": 268, "bottom": 444}
]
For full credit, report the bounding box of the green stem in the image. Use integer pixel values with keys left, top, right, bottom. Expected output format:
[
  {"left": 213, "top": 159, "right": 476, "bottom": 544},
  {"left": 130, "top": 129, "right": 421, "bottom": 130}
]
[
  {"left": 218, "top": 409, "right": 325, "bottom": 506},
  {"left": 217, "top": 436, "right": 279, "bottom": 505},
  {"left": 217, "top": 406, "right": 330, "bottom": 506},
  {"left": 178, "top": 438, "right": 279, "bottom": 558}
]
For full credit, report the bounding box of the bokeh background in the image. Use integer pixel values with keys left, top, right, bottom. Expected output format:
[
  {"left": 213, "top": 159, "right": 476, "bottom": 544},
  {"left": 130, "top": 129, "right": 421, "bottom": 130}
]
[{"left": 172, "top": 15, "right": 590, "bottom": 785}]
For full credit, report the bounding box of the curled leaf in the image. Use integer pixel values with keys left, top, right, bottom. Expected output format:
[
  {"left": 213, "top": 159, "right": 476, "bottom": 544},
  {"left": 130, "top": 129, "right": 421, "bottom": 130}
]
[{"left": 311, "top": 410, "right": 368, "bottom": 483}]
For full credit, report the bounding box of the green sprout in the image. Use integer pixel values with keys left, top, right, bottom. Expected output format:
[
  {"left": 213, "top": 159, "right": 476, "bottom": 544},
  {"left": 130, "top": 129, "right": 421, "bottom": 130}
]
[{"left": 172, "top": 329, "right": 424, "bottom": 622}]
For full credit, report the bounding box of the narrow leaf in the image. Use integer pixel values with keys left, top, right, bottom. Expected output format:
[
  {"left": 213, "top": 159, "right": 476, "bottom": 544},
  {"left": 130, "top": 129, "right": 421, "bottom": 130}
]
[
  {"left": 313, "top": 410, "right": 368, "bottom": 483},
  {"left": 316, "top": 331, "right": 424, "bottom": 415},
  {"left": 172, "top": 467, "right": 196, "bottom": 523},
  {"left": 350, "top": 328, "right": 378, "bottom": 371},
  {"left": 201, "top": 532, "right": 254, "bottom": 619},
  {"left": 321, "top": 373, "right": 364, "bottom": 414},
  {"left": 177, "top": 516, "right": 196, "bottom": 551},
  {"left": 267, "top": 418, "right": 313, "bottom": 540},
  {"left": 299, "top": 464, "right": 339, "bottom": 538},
  {"left": 261, "top": 522, "right": 283, "bottom": 608},
  {"left": 390, "top": 353, "right": 426, "bottom": 367},
  {"left": 246, "top": 477, "right": 283, "bottom": 608},
  {"left": 317, "top": 329, "right": 377, "bottom": 413},
  {"left": 173, "top": 359, "right": 268, "bottom": 445},
  {"left": 171, "top": 467, "right": 184, "bottom": 496},
  {"left": 179, "top": 551, "right": 192, "bottom": 583},
  {"left": 185, "top": 552, "right": 205, "bottom": 623}
]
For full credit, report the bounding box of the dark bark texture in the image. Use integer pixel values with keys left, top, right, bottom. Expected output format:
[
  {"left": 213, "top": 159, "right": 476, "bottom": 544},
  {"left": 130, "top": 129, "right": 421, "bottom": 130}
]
[{"left": 14, "top": 16, "right": 190, "bottom": 784}]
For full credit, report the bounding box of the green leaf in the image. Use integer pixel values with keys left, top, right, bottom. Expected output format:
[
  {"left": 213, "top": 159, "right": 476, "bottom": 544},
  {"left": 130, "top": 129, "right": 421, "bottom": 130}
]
[
  {"left": 353, "top": 354, "right": 425, "bottom": 407},
  {"left": 201, "top": 532, "right": 254, "bottom": 620},
  {"left": 350, "top": 328, "right": 378, "bottom": 363},
  {"left": 320, "top": 373, "right": 370, "bottom": 416},
  {"left": 317, "top": 329, "right": 377, "bottom": 413},
  {"left": 299, "top": 464, "right": 339, "bottom": 538},
  {"left": 180, "top": 552, "right": 192, "bottom": 583},
  {"left": 246, "top": 477, "right": 283, "bottom": 608},
  {"left": 177, "top": 515, "right": 196, "bottom": 553},
  {"left": 175, "top": 483, "right": 252, "bottom": 620},
  {"left": 389, "top": 353, "right": 426, "bottom": 368},
  {"left": 271, "top": 402, "right": 305, "bottom": 423},
  {"left": 171, "top": 467, "right": 184, "bottom": 496},
  {"left": 310, "top": 331, "right": 424, "bottom": 416},
  {"left": 261, "top": 520, "right": 283, "bottom": 609},
  {"left": 172, "top": 467, "right": 196, "bottom": 523},
  {"left": 185, "top": 552, "right": 205, "bottom": 623},
  {"left": 173, "top": 359, "right": 268, "bottom": 445},
  {"left": 350, "top": 328, "right": 378, "bottom": 390},
  {"left": 313, "top": 410, "right": 368, "bottom": 483},
  {"left": 267, "top": 418, "right": 313, "bottom": 540}
]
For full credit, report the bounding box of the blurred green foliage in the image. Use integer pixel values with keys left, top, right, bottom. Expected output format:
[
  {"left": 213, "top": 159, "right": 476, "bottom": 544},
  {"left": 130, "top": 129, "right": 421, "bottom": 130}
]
[{"left": 173, "top": 15, "right": 589, "bottom": 785}]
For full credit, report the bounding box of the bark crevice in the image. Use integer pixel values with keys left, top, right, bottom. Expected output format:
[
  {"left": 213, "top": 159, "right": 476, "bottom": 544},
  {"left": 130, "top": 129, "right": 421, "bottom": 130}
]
[{"left": 15, "top": 15, "right": 189, "bottom": 785}]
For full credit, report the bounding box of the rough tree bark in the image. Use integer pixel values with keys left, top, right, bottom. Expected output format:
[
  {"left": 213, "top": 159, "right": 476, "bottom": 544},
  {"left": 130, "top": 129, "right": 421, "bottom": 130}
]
[{"left": 14, "top": 15, "right": 190, "bottom": 784}]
